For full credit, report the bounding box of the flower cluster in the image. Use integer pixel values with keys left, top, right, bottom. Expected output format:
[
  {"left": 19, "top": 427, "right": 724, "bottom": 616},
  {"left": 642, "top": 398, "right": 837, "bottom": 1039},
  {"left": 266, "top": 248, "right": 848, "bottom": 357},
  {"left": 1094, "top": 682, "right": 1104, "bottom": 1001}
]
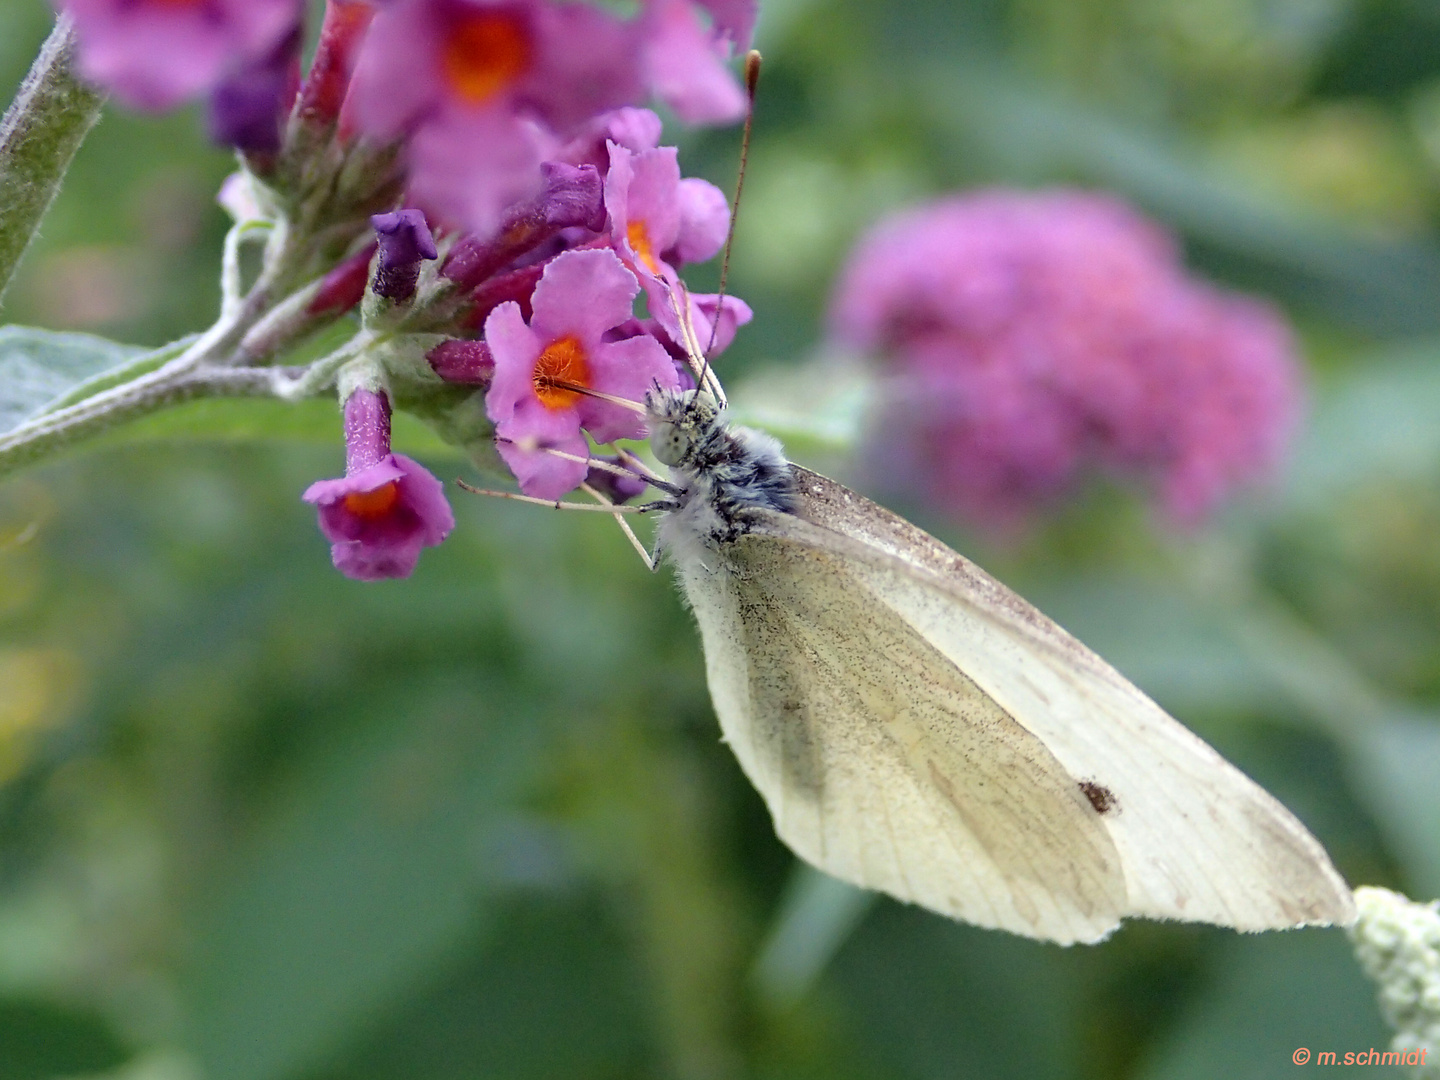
[
  {"left": 450, "top": 110, "right": 751, "bottom": 491},
  {"left": 830, "top": 189, "right": 1302, "bottom": 529},
  {"left": 1349, "top": 886, "right": 1440, "bottom": 1069},
  {"left": 57, "top": 0, "right": 753, "bottom": 225},
  {"left": 57, "top": 0, "right": 754, "bottom": 580}
]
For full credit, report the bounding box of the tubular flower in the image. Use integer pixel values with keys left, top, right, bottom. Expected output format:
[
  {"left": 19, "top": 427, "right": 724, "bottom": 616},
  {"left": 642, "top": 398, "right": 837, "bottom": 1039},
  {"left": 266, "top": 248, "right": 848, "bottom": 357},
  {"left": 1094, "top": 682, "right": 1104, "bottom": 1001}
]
[
  {"left": 55, "top": 0, "right": 303, "bottom": 111},
  {"left": 484, "top": 248, "right": 678, "bottom": 499},
  {"left": 303, "top": 389, "right": 455, "bottom": 581},
  {"left": 207, "top": 22, "right": 302, "bottom": 153},
  {"left": 603, "top": 139, "right": 730, "bottom": 346},
  {"left": 830, "top": 189, "right": 1302, "bottom": 529}
]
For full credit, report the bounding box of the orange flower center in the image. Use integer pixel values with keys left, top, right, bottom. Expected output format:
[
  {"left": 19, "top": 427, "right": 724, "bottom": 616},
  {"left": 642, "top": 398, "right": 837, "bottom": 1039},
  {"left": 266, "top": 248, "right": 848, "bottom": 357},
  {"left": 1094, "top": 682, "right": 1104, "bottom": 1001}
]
[
  {"left": 533, "top": 335, "right": 590, "bottom": 410},
  {"left": 627, "top": 221, "right": 660, "bottom": 275},
  {"left": 343, "top": 481, "right": 402, "bottom": 518},
  {"left": 441, "top": 12, "right": 532, "bottom": 106}
]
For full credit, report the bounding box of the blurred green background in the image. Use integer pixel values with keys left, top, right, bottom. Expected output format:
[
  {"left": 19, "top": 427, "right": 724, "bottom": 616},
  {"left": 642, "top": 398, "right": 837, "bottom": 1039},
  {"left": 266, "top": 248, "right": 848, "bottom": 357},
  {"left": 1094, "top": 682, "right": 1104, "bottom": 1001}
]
[{"left": 3, "top": 0, "right": 1440, "bottom": 1076}]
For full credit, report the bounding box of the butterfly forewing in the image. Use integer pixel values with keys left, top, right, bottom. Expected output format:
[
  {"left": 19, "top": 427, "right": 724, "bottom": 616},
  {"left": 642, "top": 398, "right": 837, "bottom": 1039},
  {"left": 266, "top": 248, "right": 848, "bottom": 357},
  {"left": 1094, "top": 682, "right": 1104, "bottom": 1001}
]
[{"left": 735, "top": 468, "right": 1356, "bottom": 933}]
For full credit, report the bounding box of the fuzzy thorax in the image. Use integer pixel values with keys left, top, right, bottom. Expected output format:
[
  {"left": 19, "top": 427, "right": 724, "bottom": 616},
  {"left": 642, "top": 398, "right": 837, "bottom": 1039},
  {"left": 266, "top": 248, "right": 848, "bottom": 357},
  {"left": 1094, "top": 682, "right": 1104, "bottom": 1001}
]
[{"left": 646, "top": 388, "right": 797, "bottom": 559}]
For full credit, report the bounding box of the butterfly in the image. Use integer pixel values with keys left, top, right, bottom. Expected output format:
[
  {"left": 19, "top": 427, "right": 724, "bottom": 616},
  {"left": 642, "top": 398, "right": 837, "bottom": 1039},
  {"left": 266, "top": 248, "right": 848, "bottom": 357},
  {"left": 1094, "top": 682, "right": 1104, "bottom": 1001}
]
[{"left": 635, "top": 384, "right": 1355, "bottom": 944}]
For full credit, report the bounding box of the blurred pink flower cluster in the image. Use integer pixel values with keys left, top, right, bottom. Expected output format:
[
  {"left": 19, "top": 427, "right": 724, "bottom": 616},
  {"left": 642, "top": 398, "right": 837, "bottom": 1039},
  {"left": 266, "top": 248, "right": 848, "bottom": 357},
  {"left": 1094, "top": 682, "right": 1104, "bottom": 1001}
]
[
  {"left": 830, "top": 189, "right": 1303, "bottom": 529},
  {"left": 54, "top": 0, "right": 752, "bottom": 230}
]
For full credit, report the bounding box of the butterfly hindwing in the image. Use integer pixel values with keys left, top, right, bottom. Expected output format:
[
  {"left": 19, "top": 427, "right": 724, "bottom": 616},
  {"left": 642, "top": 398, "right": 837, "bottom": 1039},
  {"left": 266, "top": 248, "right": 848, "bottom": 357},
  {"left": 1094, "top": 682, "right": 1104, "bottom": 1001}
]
[{"left": 680, "top": 534, "right": 1128, "bottom": 943}]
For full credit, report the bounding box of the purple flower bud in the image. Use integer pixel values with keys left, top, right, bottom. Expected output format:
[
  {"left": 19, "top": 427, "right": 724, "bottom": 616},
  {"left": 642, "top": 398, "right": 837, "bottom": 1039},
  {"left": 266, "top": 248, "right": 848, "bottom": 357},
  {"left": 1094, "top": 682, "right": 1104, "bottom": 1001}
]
[
  {"left": 308, "top": 242, "right": 378, "bottom": 317},
  {"left": 463, "top": 262, "right": 546, "bottom": 332},
  {"left": 831, "top": 190, "right": 1303, "bottom": 529},
  {"left": 371, "top": 209, "right": 438, "bottom": 302},
  {"left": 294, "top": 0, "right": 375, "bottom": 133},
  {"left": 208, "top": 21, "right": 302, "bottom": 154},
  {"left": 302, "top": 389, "right": 455, "bottom": 581},
  {"left": 428, "top": 339, "right": 496, "bottom": 386},
  {"left": 442, "top": 163, "right": 606, "bottom": 292}
]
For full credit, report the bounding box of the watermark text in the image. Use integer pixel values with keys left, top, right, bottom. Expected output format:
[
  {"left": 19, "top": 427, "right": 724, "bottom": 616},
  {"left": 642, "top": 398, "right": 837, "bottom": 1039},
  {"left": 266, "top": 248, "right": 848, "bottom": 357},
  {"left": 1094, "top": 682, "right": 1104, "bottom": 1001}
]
[{"left": 1293, "top": 1047, "right": 1429, "bottom": 1067}]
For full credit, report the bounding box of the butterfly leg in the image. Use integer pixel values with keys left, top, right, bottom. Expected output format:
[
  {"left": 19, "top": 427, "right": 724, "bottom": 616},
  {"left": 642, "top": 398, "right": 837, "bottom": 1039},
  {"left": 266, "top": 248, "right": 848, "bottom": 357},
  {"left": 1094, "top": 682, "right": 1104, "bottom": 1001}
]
[{"left": 580, "top": 482, "right": 657, "bottom": 570}]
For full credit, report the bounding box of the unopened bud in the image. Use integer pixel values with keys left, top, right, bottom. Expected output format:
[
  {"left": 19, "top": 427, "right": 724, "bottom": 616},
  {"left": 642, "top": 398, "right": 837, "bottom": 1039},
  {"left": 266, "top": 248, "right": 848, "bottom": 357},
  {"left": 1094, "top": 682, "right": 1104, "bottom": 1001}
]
[
  {"left": 371, "top": 209, "right": 438, "bottom": 302},
  {"left": 427, "top": 340, "right": 495, "bottom": 387}
]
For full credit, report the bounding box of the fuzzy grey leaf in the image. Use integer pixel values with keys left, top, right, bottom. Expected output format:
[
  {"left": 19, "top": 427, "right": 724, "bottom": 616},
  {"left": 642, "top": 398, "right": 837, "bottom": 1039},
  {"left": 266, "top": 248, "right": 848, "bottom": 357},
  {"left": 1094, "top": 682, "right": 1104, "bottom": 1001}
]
[{"left": 0, "top": 324, "right": 144, "bottom": 435}]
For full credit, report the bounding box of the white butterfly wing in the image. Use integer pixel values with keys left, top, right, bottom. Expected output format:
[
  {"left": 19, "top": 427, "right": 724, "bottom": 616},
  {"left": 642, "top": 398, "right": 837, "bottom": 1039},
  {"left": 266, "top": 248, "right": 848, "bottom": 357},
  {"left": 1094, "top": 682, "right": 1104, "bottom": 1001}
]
[
  {"left": 753, "top": 467, "right": 1356, "bottom": 933},
  {"left": 677, "top": 537, "right": 1129, "bottom": 943}
]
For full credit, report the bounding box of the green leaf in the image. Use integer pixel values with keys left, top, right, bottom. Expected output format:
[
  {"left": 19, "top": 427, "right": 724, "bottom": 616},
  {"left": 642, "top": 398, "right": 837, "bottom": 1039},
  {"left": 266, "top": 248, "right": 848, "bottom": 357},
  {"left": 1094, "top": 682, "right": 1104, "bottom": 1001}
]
[
  {"left": 0, "top": 998, "right": 130, "bottom": 1080},
  {"left": 181, "top": 680, "right": 548, "bottom": 1080},
  {"left": 1282, "top": 338, "right": 1440, "bottom": 512},
  {"left": 0, "top": 324, "right": 145, "bottom": 435},
  {"left": 1135, "top": 929, "right": 1387, "bottom": 1080}
]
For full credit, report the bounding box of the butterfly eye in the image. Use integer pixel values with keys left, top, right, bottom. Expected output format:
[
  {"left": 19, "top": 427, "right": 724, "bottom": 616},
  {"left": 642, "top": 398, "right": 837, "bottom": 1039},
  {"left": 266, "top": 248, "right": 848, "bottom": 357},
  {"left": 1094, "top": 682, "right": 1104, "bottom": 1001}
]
[{"left": 650, "top": 424, "right": 688, "bottom": 466}]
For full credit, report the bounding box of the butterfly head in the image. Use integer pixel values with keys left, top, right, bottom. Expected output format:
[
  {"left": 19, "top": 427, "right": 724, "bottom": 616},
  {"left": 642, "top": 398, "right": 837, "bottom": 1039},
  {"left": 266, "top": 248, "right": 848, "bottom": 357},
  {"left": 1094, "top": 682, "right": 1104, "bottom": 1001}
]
[{"left": 646, "top": 388, "right": 721, "bottom": 467}]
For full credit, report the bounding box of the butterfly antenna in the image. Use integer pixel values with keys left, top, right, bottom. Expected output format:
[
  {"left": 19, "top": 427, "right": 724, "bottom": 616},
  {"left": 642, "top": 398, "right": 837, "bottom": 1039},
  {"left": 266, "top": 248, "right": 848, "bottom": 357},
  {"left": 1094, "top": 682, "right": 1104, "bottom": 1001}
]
[
  {"left": 705, "top": 48, "right": 761, "bottom": 359},
  {"left": 672, "top": 280, "right": 725, "bottom": 409}
]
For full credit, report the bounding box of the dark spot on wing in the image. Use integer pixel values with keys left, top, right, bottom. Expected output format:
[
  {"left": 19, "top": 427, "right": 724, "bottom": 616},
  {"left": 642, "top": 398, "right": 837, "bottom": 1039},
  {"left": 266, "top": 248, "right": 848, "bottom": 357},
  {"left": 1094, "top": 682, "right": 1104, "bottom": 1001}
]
[{"left": 1079, "top": 781, "right": 1117, "bottom": 815}]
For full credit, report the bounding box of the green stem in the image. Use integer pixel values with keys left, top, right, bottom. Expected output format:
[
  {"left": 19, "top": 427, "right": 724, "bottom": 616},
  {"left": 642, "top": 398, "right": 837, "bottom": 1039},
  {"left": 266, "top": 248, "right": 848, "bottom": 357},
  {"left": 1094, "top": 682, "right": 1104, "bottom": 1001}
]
[
  {"left": 0, "top": 14, "right": 106, "bottom": 308},
  {"left": 0, "top": 364, "right": 292, "bottom": 481},
  {"left": 40, "top": 334, "right": 199, "bottom": 413}
]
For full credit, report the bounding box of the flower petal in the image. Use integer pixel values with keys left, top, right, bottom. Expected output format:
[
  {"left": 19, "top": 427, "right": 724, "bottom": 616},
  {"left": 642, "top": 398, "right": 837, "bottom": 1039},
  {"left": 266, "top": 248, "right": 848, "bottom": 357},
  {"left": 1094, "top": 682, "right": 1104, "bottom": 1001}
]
[
  {"left": 496, "top": 405, "right": 590, "bottom": 499},
  {"left": 528, "top": 248, "right": 641, "bottom": 346},
  {"left": 484, "top": 300, "right": 544, "bottom": 428},
  {"left": 408, "top": 108, "right": 546, "bottom": 235},
  {"left": 671, "top": 177, "right": 729, "bottom": 265},
  {"left": 641, "top": 0, "right": 745, "bottom": 124}
]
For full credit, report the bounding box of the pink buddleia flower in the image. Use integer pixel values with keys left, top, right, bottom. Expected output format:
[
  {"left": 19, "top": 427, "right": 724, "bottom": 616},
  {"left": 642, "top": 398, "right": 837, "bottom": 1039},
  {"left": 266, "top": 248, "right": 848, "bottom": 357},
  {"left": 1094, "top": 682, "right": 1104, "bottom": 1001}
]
[
  {"left": 55, "top": 0, "right": 303, "bottom": 111},
  {"left": 484, "top": 248, "right": 679, "bottom": 499},
  {"left": 559, "top": 107, "right": 665, "bottom": 171},
  {"left": 694, "top": 0, "right": 757, "bottom": 50},
  {"left": 688, "top": 292, "right": 752, "bottom": 354},
  {"left": 603, "top": 140, "right": 729, "bottom": 343},
  {"left": 830, "top": 189, "right": 1303, "bottom": 529},
  {"left": 303, "top": 389, "right": 455, "bottom": 580},
  {"left": 638, "top": 0, "right": 748, "bottom": 124},
  {"left": 346, "top": 0, "right": 642, "bottom": 234}
]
